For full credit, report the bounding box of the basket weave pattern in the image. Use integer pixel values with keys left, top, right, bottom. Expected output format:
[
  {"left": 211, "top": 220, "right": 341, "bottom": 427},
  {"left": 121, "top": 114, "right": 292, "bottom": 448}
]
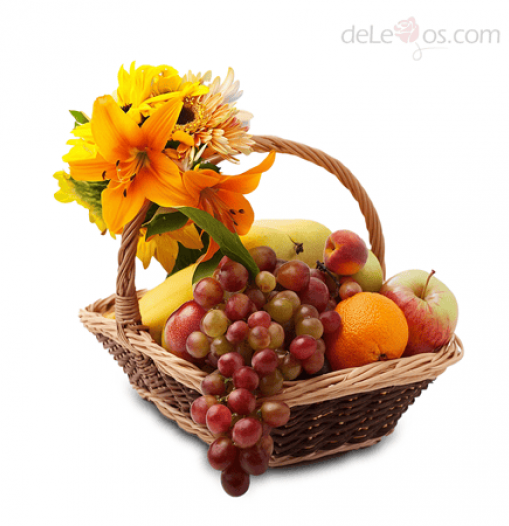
[{"left": 79, "top": 136, "right": 463, "bottom": 468}]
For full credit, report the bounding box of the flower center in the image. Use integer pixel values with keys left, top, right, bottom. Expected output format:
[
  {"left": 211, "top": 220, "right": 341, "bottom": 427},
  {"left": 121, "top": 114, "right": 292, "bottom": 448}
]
[
  {"left": 118, "top": 149, "right": 149, "bottom": 182},
  {"left": 175, "top": 97, "right": 204, "bottom": 134}
]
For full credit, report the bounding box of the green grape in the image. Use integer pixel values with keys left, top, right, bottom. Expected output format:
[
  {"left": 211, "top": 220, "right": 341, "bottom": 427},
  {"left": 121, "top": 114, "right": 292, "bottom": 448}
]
[
  {"left": 211, "top": 335, "right": 234, "bottom": 356},
  {"left": 201, "top": 309, "right": 229, "bottom": 338},
  {"left": 295, "top": 317, "right": 324, "bottom": 339},
  {"left": 265, "top": 298, "right": 294, "bottom": 324},
  {"left": 255, "top": 271, "right": 277, "bottom": 293},
  {"left": 268, "top": 322, "right": 285, "bottom": 349},
  {"left": 280, "top": 353, "right": 302, "bottom": 380},
  {"left": 274, "top": 290, "right": 301, "bottom": 312}
]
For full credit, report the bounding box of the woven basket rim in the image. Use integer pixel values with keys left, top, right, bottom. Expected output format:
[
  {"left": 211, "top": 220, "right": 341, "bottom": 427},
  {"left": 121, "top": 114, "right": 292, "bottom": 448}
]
[{"left": 80, "top": 293, "right": 463, "bottom": 408}]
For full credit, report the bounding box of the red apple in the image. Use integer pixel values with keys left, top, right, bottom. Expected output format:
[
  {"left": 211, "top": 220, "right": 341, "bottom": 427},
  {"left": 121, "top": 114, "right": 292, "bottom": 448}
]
[
  {"left": 380, "top": 270, "right": 458, "bottom": 356},
  {"left": 162, "top": 300, "right": 207, "bottom": 362}
]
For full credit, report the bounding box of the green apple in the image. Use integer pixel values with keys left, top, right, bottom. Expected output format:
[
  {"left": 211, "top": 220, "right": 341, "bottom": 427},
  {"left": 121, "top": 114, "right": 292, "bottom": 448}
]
[
  {"left": 350, "top": 250, "right": 383, "bottom": 292},
  {"left": 380, "top": 269, "right": 458, "bottom": 356}
]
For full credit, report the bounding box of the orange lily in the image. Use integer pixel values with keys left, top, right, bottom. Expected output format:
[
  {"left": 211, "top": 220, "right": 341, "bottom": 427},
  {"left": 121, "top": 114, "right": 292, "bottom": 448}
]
[
  {"left": 181, "top": 151, "right": 276, "bottom": 260},
  {"left": 67, "top": 95, "right": 191, "bottom": 234}
]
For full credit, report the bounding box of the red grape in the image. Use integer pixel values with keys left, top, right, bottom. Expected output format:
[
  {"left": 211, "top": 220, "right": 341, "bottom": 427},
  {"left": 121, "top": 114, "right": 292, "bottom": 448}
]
[
  {"left": 226, "top": 321, "right": 249, "bottom": 344},
  {"left": 258, "top": 368, "right": 284, "bottom": 396},
  {"left": 232, "top": 417, "right": 263, "bottom": 448},
  {"left": 298, "top": 277, "right": 329, "bottom": 312},
  {"left": 233, "top": 366, "right": 260, "bottom": 391},
  {"left": 294, "top": 304, "right": 319, "bottom": 322},
  {"left": 191, "top": 395, "right": 218, "bottom": 425},
  {"left": 239, "top": 445, "right": 270, "bottom": 476},
  {"left": 248, "top": 311, "right": 271, "bottom": 329},
  {"left": 218, "top": 259, "right": 249, "bottom": 292},
  {"left": 207, "top": 436, "right": 238, "bottom": 471},
  {"left": 260, "top": 435, "right": 274, "bottom": 457},
  {"left": 245, "top": 288, "right": 266, "bottom": 310},
  {"left": 218, "top": 352, "right": 245, "bottom": 377},
  {"left": 316, "top": 338, "right": 326, "bottom": 354},
  {"left": 201, "top": 372, "right": 226, "bottom": 396},
  {"left": 275, "top": 260, "right": 310, "bottom": 291},
  {"left": 221, "top": 461, "right": 250, "bottom": 497},
  {"left": 279, "top": 352, "right": 302, "bottom": 380},
  {"left": 225, "top": 293, "right": 252, "bottom": 321},
  {"left": 290, "top": 335, "right": 317, "bottom": 360},
  {"left": 339, "top": 281, "right": 362, "bottom": 300},
  {"left": 248, "top": 325, "right": 271, "bottom": 350},
  {"left": 302, "top": 349, "right": 325, "bottom": 374},
  {"left": 261, "top": 401, "right": 291, "bottom": 427},
  {"left": 193, "top": 277, "right": 224, "bottom": 309},
  {"left": 206, "top": 404, "right": 232, "bottom": 435},
  {"left": 249, "top": 246, "right": 277, "bottom": 272},
  {"left": 319, "top": 310, "right": 342, "bottom": 333},
  {"left": 252, "top": 348, "right": 278, "bottom": 376},
  {"left": 227, "top": 388, "right": 256, "bottom": 415}
]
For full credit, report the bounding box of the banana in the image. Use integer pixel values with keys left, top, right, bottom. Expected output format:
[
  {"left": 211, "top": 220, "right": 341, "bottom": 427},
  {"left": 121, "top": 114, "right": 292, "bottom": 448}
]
[
  {"left": 139, "top": 263, "right": 198, "bottom": 344},
  {"left": 129, "top": 219, "right": 331, "bottom": 344}
]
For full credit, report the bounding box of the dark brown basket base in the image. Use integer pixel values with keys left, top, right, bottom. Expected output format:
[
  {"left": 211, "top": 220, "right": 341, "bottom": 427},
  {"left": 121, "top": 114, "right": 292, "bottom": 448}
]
[{"left": 96, "top": 334, "right": 431, "bottom": 465}]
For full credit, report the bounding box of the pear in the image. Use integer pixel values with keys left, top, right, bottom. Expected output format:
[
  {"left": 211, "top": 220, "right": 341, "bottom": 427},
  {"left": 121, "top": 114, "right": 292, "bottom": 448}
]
[
  {"left": 241, "top": 219, "right": 332, "bottom": 268},
  {"left": 350, "top": 250, "right": 383, "bottom": 292}
]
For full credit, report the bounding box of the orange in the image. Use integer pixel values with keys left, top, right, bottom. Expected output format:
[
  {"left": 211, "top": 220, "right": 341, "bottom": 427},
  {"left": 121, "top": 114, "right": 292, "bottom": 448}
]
[{"left": 325, "top": 292, "right": 409, "bottom": 370}]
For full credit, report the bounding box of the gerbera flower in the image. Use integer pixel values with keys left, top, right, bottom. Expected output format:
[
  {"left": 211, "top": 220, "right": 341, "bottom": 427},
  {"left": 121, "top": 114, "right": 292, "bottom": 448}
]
[
  {"left": 66, "top": 95, "right": 191, "bottom": 234},
  {"left": 168, "top": 68, "right": 255, "bottom": 165},
  {"left": 180, "top": 151, "right": 276, "bottom": 260}
]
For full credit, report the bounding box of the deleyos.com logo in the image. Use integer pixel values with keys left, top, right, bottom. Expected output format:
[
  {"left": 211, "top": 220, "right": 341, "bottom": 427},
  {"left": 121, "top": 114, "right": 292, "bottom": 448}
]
[{"left": 341, "top": 17, "right": 500, "bottom": 60}]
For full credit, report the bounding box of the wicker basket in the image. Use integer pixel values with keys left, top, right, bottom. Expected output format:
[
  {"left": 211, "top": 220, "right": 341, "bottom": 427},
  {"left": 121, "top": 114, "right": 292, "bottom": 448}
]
[{"left": 80, "top": 135, "right": 463, "bottom": 468}]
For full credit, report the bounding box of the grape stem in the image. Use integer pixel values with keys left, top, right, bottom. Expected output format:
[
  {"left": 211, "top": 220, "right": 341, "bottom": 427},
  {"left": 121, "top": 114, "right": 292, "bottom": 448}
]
[{"left": 316, "top": 261, "right": 340, "bottom": 298}]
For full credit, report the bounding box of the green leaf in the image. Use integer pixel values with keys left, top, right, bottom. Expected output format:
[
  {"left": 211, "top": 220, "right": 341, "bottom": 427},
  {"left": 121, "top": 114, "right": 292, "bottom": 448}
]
[
  {"left": 69, "top": 110, "right": 89, "bottom": 126},
  {"left": 167, "top": 242, "right": 208, "bottom": 278},
  {"left": 178, "top": 207, "right": 259, "bottom": 277},
  {"left": 192, "top": 250, "right": 224, "bottom": 284},
  {"left": 145, "top": 210, "right": 189, "bottom": 239},
  {"left": 193, "top": 162, "right": 221, "bottom": 173}
]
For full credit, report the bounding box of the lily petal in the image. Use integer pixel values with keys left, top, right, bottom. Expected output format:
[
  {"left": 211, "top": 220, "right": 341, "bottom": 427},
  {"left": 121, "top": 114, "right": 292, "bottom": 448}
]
[
  {"left": 215, "top": 189, "right": 254, "bottom": 235},
  {"left": 102, "top": 178, "right": 146, "bottom": 234},
  {"left": 218, "top": 151, "right": 275, "bottom": 194},
  {"left": 138, "top": 153, "right": 194, "bottom": 208},
  {"left": 142, "top": 98, "right": 183, "bottom": 152},
  {"left": 69, "top": 153, "right": 114, "bottom": 181},
  {"left": 183, "top": 169, "right": 221, "bottom": 196},
  {"left": 91, "top": 95, "right": 144, "bottom": 164}
]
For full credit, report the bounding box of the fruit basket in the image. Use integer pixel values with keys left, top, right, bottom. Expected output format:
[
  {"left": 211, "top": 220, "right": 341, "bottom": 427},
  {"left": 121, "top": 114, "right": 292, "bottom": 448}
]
[{"left": 79, "top": 134, "right": 463, "bottom": 468}]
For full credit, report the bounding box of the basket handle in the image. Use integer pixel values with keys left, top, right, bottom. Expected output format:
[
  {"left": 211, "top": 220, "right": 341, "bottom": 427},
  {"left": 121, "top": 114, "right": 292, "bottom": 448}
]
[{"left": 115, "top": 135, "right": 386, "bottom": 345}]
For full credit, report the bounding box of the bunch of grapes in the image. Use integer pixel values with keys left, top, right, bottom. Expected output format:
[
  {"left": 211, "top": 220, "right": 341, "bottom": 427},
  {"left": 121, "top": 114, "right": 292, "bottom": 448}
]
[{"left": 187, "top": 247, "right": 342, "bottom": 496}]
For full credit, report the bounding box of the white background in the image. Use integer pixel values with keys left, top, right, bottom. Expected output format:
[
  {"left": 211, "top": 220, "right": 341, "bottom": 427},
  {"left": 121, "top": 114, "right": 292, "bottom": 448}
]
[{"left": 1, "top": 1, "right": 508, "bottom": 524}]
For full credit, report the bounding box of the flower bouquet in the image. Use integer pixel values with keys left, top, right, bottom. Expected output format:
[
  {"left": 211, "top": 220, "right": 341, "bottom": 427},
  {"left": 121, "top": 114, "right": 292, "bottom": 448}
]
[{"left": 57, "top": 62, "right": 463, "bottom": 497}]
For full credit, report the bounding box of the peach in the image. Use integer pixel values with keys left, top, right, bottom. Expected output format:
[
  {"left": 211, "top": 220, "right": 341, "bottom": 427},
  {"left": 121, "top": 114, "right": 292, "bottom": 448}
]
[
  {"left": 323, "top": 230, "right": 368, "bottom": 275},
  {"left": 162, "top": 300, "right": 206, "bottom": 362}
]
